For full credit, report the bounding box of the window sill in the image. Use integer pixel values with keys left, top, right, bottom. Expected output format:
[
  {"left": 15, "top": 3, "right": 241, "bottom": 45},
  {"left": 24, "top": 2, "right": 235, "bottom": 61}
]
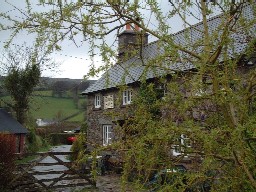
[
  {"left": 104, "top": 108, "right": 114, "bottom": 110},
  {"left": 120, "top": 104, "right": 131, "bottom": 108},
  {"left": 121, "top": 103, "right": 133, "bottom": 107},
  {"left": 93, "top": 107, "right": 102, "bottom": 111}
]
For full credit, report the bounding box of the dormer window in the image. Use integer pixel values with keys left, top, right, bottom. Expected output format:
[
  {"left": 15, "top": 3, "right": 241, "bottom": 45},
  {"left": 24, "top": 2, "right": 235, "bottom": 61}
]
[
  {"left": 94, "top": 94, "right": 101, "bottom": 108},
  {"left": 123, "top": 89, "right": 132, "bottom": 105}
]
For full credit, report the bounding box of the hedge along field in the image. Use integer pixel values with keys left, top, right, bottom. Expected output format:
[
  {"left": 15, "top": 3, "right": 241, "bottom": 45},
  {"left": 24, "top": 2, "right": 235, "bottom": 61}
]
[
  {"left": 33, "top": 90, "right": 84, "bottom": 98},
  {"left": 32, "top": 90, "right": 53, "bottom": 97},
  {"left": 67, "top": 112, "right": 85, "bottom": 122}
]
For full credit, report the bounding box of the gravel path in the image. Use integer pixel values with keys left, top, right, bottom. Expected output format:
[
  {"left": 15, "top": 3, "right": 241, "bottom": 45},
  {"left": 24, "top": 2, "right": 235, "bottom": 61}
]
[{"left": 94, "top": 174, "right": 133, "bottom": 192}]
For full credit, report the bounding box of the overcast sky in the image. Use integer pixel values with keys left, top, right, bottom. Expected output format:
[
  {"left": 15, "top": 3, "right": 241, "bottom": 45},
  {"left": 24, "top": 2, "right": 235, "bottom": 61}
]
[
  {"left": 0, "top": 0, "right": 203, "bottom": 80},
  {"left": 0, "top": 0, "right": 98, "bottom": 79}
]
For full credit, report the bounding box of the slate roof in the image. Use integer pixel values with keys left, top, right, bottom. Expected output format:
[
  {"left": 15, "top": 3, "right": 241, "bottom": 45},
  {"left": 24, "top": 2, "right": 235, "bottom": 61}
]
[
  {"left": 0, "top": 109, "right": 29, "bottom": 134},
  {"left": 83, "top": 3, "right": 256, "bottom": 95}
]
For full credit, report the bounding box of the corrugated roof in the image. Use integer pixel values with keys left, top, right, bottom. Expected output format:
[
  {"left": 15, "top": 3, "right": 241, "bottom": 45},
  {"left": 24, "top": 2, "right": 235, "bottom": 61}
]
[
  {"left": 83, "top": 3, "right": 256, "bottom": 95},
  {"left": 0, "top": 109, "right": 29, "bottom": 134}
]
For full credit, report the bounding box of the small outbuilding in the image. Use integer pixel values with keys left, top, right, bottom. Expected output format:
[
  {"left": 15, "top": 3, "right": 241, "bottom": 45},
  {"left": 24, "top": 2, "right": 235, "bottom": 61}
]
[{"left": 0, "top": 108, "right": 29, "bottom": 154}]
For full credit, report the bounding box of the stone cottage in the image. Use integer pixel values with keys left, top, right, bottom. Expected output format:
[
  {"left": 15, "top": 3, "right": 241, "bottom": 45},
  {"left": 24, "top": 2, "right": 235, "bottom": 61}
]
[{"left": 82, "top": 3, "right": 256, "bottom": 156}]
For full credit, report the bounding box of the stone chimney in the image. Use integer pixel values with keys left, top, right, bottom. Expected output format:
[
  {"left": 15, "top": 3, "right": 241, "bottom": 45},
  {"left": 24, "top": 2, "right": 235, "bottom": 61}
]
[{"left": 117, "top": 21, "right": 149, "bottom": 62}]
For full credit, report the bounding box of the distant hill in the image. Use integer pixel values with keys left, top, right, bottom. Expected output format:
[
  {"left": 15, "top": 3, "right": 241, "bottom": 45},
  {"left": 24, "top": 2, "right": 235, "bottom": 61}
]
[
  {"left": 0, "top": 76, "right": 95, "bottom": 88},
  {"left": 36, "top": 77, "right": 96, "bottom": 92},
  {"left": 0, "top": 77, "right": 96, "bottom": 123},
  {"left": 0, "top": 76, "right": 95, "bottom": 96}
]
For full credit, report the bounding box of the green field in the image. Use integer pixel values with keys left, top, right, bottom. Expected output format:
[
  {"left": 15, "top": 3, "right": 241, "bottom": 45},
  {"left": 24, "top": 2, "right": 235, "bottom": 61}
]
[
  {"left": 30, "top": 96, "right": 85, "bottom": 121},
  {"left": 0, "top": 94, "right": 86, "bottom": 122}
]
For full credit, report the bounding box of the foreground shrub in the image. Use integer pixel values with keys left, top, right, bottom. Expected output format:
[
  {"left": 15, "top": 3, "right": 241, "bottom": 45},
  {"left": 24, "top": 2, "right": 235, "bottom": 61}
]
[
  {"left": 0, "top": 133, "right": 16, "bottom": 187},
  {"left": 26, "top": 130, "right": 50, "bottom": 153},
  {"left": 71, "top": 123, "right": 87, "bottom": 162},
  {"left": 71, "top": 132, "right": 87, "bottom": 162}
]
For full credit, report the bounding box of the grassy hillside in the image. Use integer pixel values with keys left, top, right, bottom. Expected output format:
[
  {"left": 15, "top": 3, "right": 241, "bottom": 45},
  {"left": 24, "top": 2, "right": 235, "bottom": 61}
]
[
  {"left": 30, "top": 96, "right": 85, "bottom": 121},
  {"left": 0, "top": 94, "right": 86, "bottom": 122}
]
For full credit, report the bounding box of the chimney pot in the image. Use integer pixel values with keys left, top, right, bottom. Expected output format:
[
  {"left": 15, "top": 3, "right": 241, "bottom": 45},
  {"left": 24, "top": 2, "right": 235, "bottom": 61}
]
[
  {"left": 126, "top": 23, "right": 131, "bottom": 30},
  {"left": 135, "top": 24, "right": 140, "bottom": 31},
  {"left": 117, "top": 20, "right": 148, "bottom": 62}
]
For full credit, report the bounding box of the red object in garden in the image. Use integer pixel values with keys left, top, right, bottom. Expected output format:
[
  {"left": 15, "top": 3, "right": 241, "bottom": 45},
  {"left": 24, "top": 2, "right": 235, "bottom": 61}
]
[{"left": 67, "top": 136, "right": 77, "bottom": 144}]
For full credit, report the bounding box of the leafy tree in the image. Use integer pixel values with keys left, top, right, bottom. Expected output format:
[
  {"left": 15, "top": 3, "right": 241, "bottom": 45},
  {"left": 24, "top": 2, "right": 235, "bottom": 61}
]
[
  {"left": 0, "top": 45, "right": 55, "bottom": 124},
  {"left": 1, "top": 0, "right": 256, "bottom": 191},
  {"left": 3, "top": 63, "right": 40, "bottom": 125}
]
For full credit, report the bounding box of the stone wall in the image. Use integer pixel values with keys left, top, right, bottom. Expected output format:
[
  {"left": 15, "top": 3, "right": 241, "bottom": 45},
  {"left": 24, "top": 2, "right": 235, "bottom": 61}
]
[
  {"left": 86, "top": 63, "right": 256, "bottom": 146},
  {"left": 86, "top": 86, "right": 138, "bottom": 146}
]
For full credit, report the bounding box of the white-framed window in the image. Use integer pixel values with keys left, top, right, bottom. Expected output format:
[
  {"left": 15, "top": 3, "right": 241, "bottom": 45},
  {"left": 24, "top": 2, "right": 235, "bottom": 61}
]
[
  {"left": 172, "top": 134, "right": 191, "bottom": 157},
  {"left": 157, "top": 84, "right": 167, "bottom": 99},
  {"left": 94, "top": 94, "right": 101, "bottom": 108},
  {"left": 103, "top": 125, "right": 113, "bottom": 146},
  {"left": 123, "top": 89, "right": 132, "bottom": 105}
]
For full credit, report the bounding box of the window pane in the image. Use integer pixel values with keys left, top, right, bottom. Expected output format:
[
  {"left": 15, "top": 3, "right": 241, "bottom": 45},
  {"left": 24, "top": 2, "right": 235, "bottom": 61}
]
[
  {"left": 95, "top": 95, "right": 101, "bottom": 108},
  {"left": 103, "top": 125, "right": 113, "bottom": 145},
  {"left": 123, "top": 91, "right": 127, "bottom": 104},
  {"left": 128, "top": 91, "right": 130, "bottom": 102},
  {"left": 174, "top": 145, "right": 181, "bottom": 153},
  {"left": 123, "top": 89, "right": 132, "bottom": 105}
]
